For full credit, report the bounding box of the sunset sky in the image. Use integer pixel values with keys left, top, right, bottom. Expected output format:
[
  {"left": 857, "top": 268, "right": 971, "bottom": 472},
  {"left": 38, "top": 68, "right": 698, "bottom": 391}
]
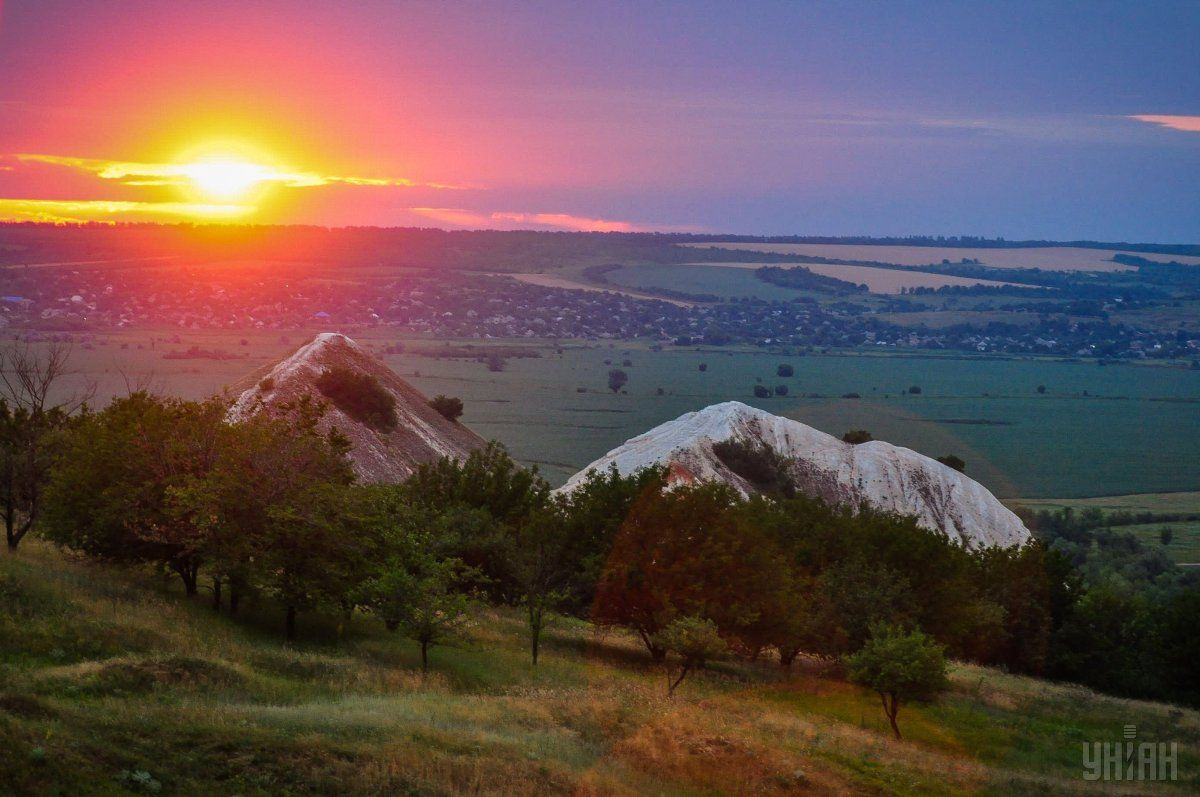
[{"left": 0, "top": 1, "right": 1197, "bottom": 239}]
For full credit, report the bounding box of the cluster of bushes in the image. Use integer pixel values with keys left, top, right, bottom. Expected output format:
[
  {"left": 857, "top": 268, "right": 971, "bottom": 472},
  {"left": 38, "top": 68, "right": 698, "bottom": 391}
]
[
  {"left": 9, "top": 389, "right": 1199, "bottom": 712},
  {"left": 1019, "top": 506, "right": 1200, "bottom": 705},
  {"left": 314, "top": 367, "right": 397, "bottom": 431}
]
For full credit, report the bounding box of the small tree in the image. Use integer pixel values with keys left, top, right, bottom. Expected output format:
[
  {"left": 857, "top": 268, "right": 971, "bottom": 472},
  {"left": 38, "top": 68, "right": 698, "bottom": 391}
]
[
  {"left": 1036, "top": 385, "right": 1047, "bottom": 394},
  {"left": 1159, "top": 526, "right": 1174, "bottom": 546},
  {"left": 842, "top": 429, "right": 873, "bottom": 445},
  {"left": 395, "top": 558, "right": 474, "bottom": 674},
  {"left": 506, "top": 501, "right": 575, "bottom": 664},
  {"left": 607, "top": 369, "right": 628, "bottom": 393},
  {"left": 698, "top": 363, "right": 708, "bottom": 372},
  {"left": 777, "top": 364, "right": 794, "bottom": 378},
  {"left": 774, "top": 384, "right": 788, "bottom": 397},
  {"left": 936, "top": 454, "right": 966, "bottom": 472},
  {"left": 845, "top": 624, "right": 948, "bottom": 740},
  {"left": 654, "top": 616, "right": 728, "bottom": 697},
  {"left": 907, "top": 385, "right": 922, "bottom": 395},
  {"left": 753, "top": 384, "right": 771, "bottom": 399},
  {"left": 428, "top": 394, "right": 464, "bottom": 423},
  {"left": 0, "top": 341, "right": 91, "bottom": 551}
]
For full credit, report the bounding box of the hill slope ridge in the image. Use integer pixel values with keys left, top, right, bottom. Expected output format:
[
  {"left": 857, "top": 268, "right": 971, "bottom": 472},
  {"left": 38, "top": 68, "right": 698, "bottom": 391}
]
[
  {"left": 228, "top": 332, "right": 484, "bottom": 482},
  {"left": 560, "top": 401, "right": 1029, "bottom": 548}
]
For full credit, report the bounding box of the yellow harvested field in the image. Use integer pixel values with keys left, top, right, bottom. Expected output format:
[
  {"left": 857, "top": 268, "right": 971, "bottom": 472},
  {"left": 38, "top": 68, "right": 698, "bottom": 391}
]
[
  {"left": 681, "top": 261, "right": 1030, "bottom": 294},
  {"left": 680, "top": 242, "right": 1200, "bottom": 272}
]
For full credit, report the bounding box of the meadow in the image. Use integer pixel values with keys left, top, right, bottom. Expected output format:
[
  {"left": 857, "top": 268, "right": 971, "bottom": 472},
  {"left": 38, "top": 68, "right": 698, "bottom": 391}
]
[
  {"left": 2, "top": 540, "right": 1197, "bottom": 796},
  {"left": 35, "top": 330, "right": 1200, "bottom": 501},
  {"left": 679, "top": 243, "right": 1200, "bottom": 272}
]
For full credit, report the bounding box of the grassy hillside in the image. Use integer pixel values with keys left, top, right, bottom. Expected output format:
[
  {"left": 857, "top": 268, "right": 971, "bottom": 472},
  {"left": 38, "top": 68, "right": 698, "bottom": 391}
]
[{"left": 2, "top": 541, "right": 1197, "bottom": 796}]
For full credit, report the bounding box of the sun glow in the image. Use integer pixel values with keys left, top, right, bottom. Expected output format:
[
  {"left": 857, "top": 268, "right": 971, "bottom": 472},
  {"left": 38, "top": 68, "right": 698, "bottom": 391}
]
[{"left": 180, "top": 158, "right": 273, "bottom": 200}]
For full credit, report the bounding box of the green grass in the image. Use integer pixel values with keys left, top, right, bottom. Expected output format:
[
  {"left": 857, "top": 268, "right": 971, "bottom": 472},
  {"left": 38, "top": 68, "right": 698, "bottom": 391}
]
[{"left": 2, "top": 542, "right": 1199, "bottom": 796}]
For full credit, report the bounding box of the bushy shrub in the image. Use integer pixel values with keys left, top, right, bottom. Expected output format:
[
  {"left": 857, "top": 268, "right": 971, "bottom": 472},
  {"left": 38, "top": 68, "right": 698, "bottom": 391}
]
[
  {"left": 428, "top": 394, "right": 464, "bottom": 423},
  {"left": 315, "top": 367, "right": 397, "bottom": 431},
  {"left": 712, "top": 439, "right": 793, "bottom": 497}
]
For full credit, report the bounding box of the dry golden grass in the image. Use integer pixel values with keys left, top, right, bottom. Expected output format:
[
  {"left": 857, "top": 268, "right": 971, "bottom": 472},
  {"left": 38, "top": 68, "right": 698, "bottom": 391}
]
[{"left": 3, "top": 541, "right": 1199, "bottom": 795}]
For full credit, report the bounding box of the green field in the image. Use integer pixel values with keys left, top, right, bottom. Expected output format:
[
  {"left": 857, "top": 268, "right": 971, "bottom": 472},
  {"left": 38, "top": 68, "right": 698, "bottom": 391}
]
[
  {"left": 605, "top": 264, "right": 822, "bottom": 301},
  {"left": 35, "top": 330, "right": 1200, "bottom": 499},
  {"left": 2, "top": 541, "right": 1197, "bottom": 796}
]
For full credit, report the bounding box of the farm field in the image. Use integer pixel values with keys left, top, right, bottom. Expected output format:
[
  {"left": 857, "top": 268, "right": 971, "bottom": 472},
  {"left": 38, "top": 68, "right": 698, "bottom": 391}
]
[
  {"left": 2, "top": 541, "right": 1198, "bottom": 797},
  {"left": 33, "top": 329, "right": 1200, "bottom": 499},
  {"left": 1008, "top": 491, "right": 1200, "bottom": 516},
  {"left": 680, "top": 243, "right": 1200, "bottom": 271},
  {"left": 605, "top": 264, "right": 819, "bottom": 301},
  {"left": 673, "top": 261, "right": 1032, "bottom": 293}
]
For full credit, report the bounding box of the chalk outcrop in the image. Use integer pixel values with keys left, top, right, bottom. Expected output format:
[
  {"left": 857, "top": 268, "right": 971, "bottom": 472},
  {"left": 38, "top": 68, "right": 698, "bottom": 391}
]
[
  {"left": 229, "top": 333, "right": 484, "bottom": 482},
  {"left": 560, "top": 401, "right": 1029, "bottom": 548}
]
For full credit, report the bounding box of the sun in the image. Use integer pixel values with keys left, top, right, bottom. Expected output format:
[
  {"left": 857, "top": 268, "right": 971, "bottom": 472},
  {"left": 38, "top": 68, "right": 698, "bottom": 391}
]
[{"left": 180, "top": 158, "right": 272, "bottom": 200}]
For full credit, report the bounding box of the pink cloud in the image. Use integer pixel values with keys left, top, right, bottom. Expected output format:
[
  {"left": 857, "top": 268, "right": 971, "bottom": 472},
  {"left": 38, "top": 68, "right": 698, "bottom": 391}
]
[
  {"left": 1129, "top": 115, "right": 1200, "bottom": 133},
  {"left": 408, "top": 207, "right": 700, "bottom": 233}
]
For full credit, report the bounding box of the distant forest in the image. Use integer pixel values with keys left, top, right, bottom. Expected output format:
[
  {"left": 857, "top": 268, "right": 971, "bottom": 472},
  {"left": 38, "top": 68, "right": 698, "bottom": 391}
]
[{"left": 2, "top": 223, "right": 1197, "bottom": 272}]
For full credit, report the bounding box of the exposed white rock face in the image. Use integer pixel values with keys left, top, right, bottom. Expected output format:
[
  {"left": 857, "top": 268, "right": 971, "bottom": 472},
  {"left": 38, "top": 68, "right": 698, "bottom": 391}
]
[
  {"left": 228, "top": 333, "right": 484, "bottom": 483},
  {"left": 559, "top": 401, "right": 1029, "bottom": 549}
]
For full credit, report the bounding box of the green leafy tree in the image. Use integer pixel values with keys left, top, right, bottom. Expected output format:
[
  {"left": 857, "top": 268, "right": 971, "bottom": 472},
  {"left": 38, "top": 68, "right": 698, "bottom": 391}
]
[
  {"left": 505, "top": 500, "right": 575, "bottom": 664},
  {"left": 842, "top": 429, "right": 872, "bottom": 444},
  {"left": 654, "top": 616, "right": 728, "bottom": 696},
  {"left": 776, "top": 364, "right": 794, "bottom": 378},
  {"left": 41, "top": 393, "right": 225, "bottom": 596},
  {"left": 607, "top": 369, "right": 628, "bottom": 393},
  {"left": 846, "top": 624, "right": 948, "bottom": 739},
  {"left": 393, "top": 556, "right": 475, "bottom": 673},
  {"left": 404, "top": 443, "right": 550, "bottom": 600}
]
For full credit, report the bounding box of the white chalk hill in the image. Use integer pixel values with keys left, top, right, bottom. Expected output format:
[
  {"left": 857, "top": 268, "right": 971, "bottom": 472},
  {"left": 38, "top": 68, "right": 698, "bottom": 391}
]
[
  {"left": 560, "top": 401, "right": 1029, "bottom": 549},
  {"left": 229, "top": 333, "right": 485, "bottom": 483}
]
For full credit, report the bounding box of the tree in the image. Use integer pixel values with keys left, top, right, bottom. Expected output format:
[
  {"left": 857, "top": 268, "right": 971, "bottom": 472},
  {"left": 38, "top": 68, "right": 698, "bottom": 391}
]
[
  {"left": 607, "top": 369, "right": 628, "bottom": 393},
  {"left": 428, "top": 394, "right": 464, "bottom": 423},
  {"left": 774, "top": 384, "right": 788, "bottom": 396},
  {"left": 0, "top": 341, "right": 90, "bottom": 551},
  {"left": 179, "top": 402, "right": 357, "bottom": 635},
  {"left": 776, "top": 364, "right": 794, "bottom": 378},
  {"left": 593, "top": 483, "right": 792, "bottom": 660},
  {"left": 393, "top": 556, "right": 475, "bottom": 673},
  {"left": 936, "top": 454, "right": 966, "bottom": 472},
  {"left": 506, "top": 500, "right": 575, "bottom": 664},
  {"left": 753, "top": 384, "right": 771, "bottom": 399},
  {"left": 403, "top": 443, "right": 550, "bottom": 601},
  {"left": 907, "top": 385, "right": 921, "bottom": 395},
  {"left": 654, "top": 616, "right": 728, "bottom": 696},
  {"left": 41, "top": 393, "right": 225, "bottom": 596},
  {"left": 1159, "top": 526, "right": 1174, "bottom": 546},
  {"left": 845, "top": 624, "right": 948, "bottom": 740},
  {"left": 842, "top": 429, "right": 872, "bottom": 444},
  {"left": 1037, "top": 385, "right": 1047, "bottom": 394},
  {"left": 698, "top": 363, "right": 708, "bottom": 372}
]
